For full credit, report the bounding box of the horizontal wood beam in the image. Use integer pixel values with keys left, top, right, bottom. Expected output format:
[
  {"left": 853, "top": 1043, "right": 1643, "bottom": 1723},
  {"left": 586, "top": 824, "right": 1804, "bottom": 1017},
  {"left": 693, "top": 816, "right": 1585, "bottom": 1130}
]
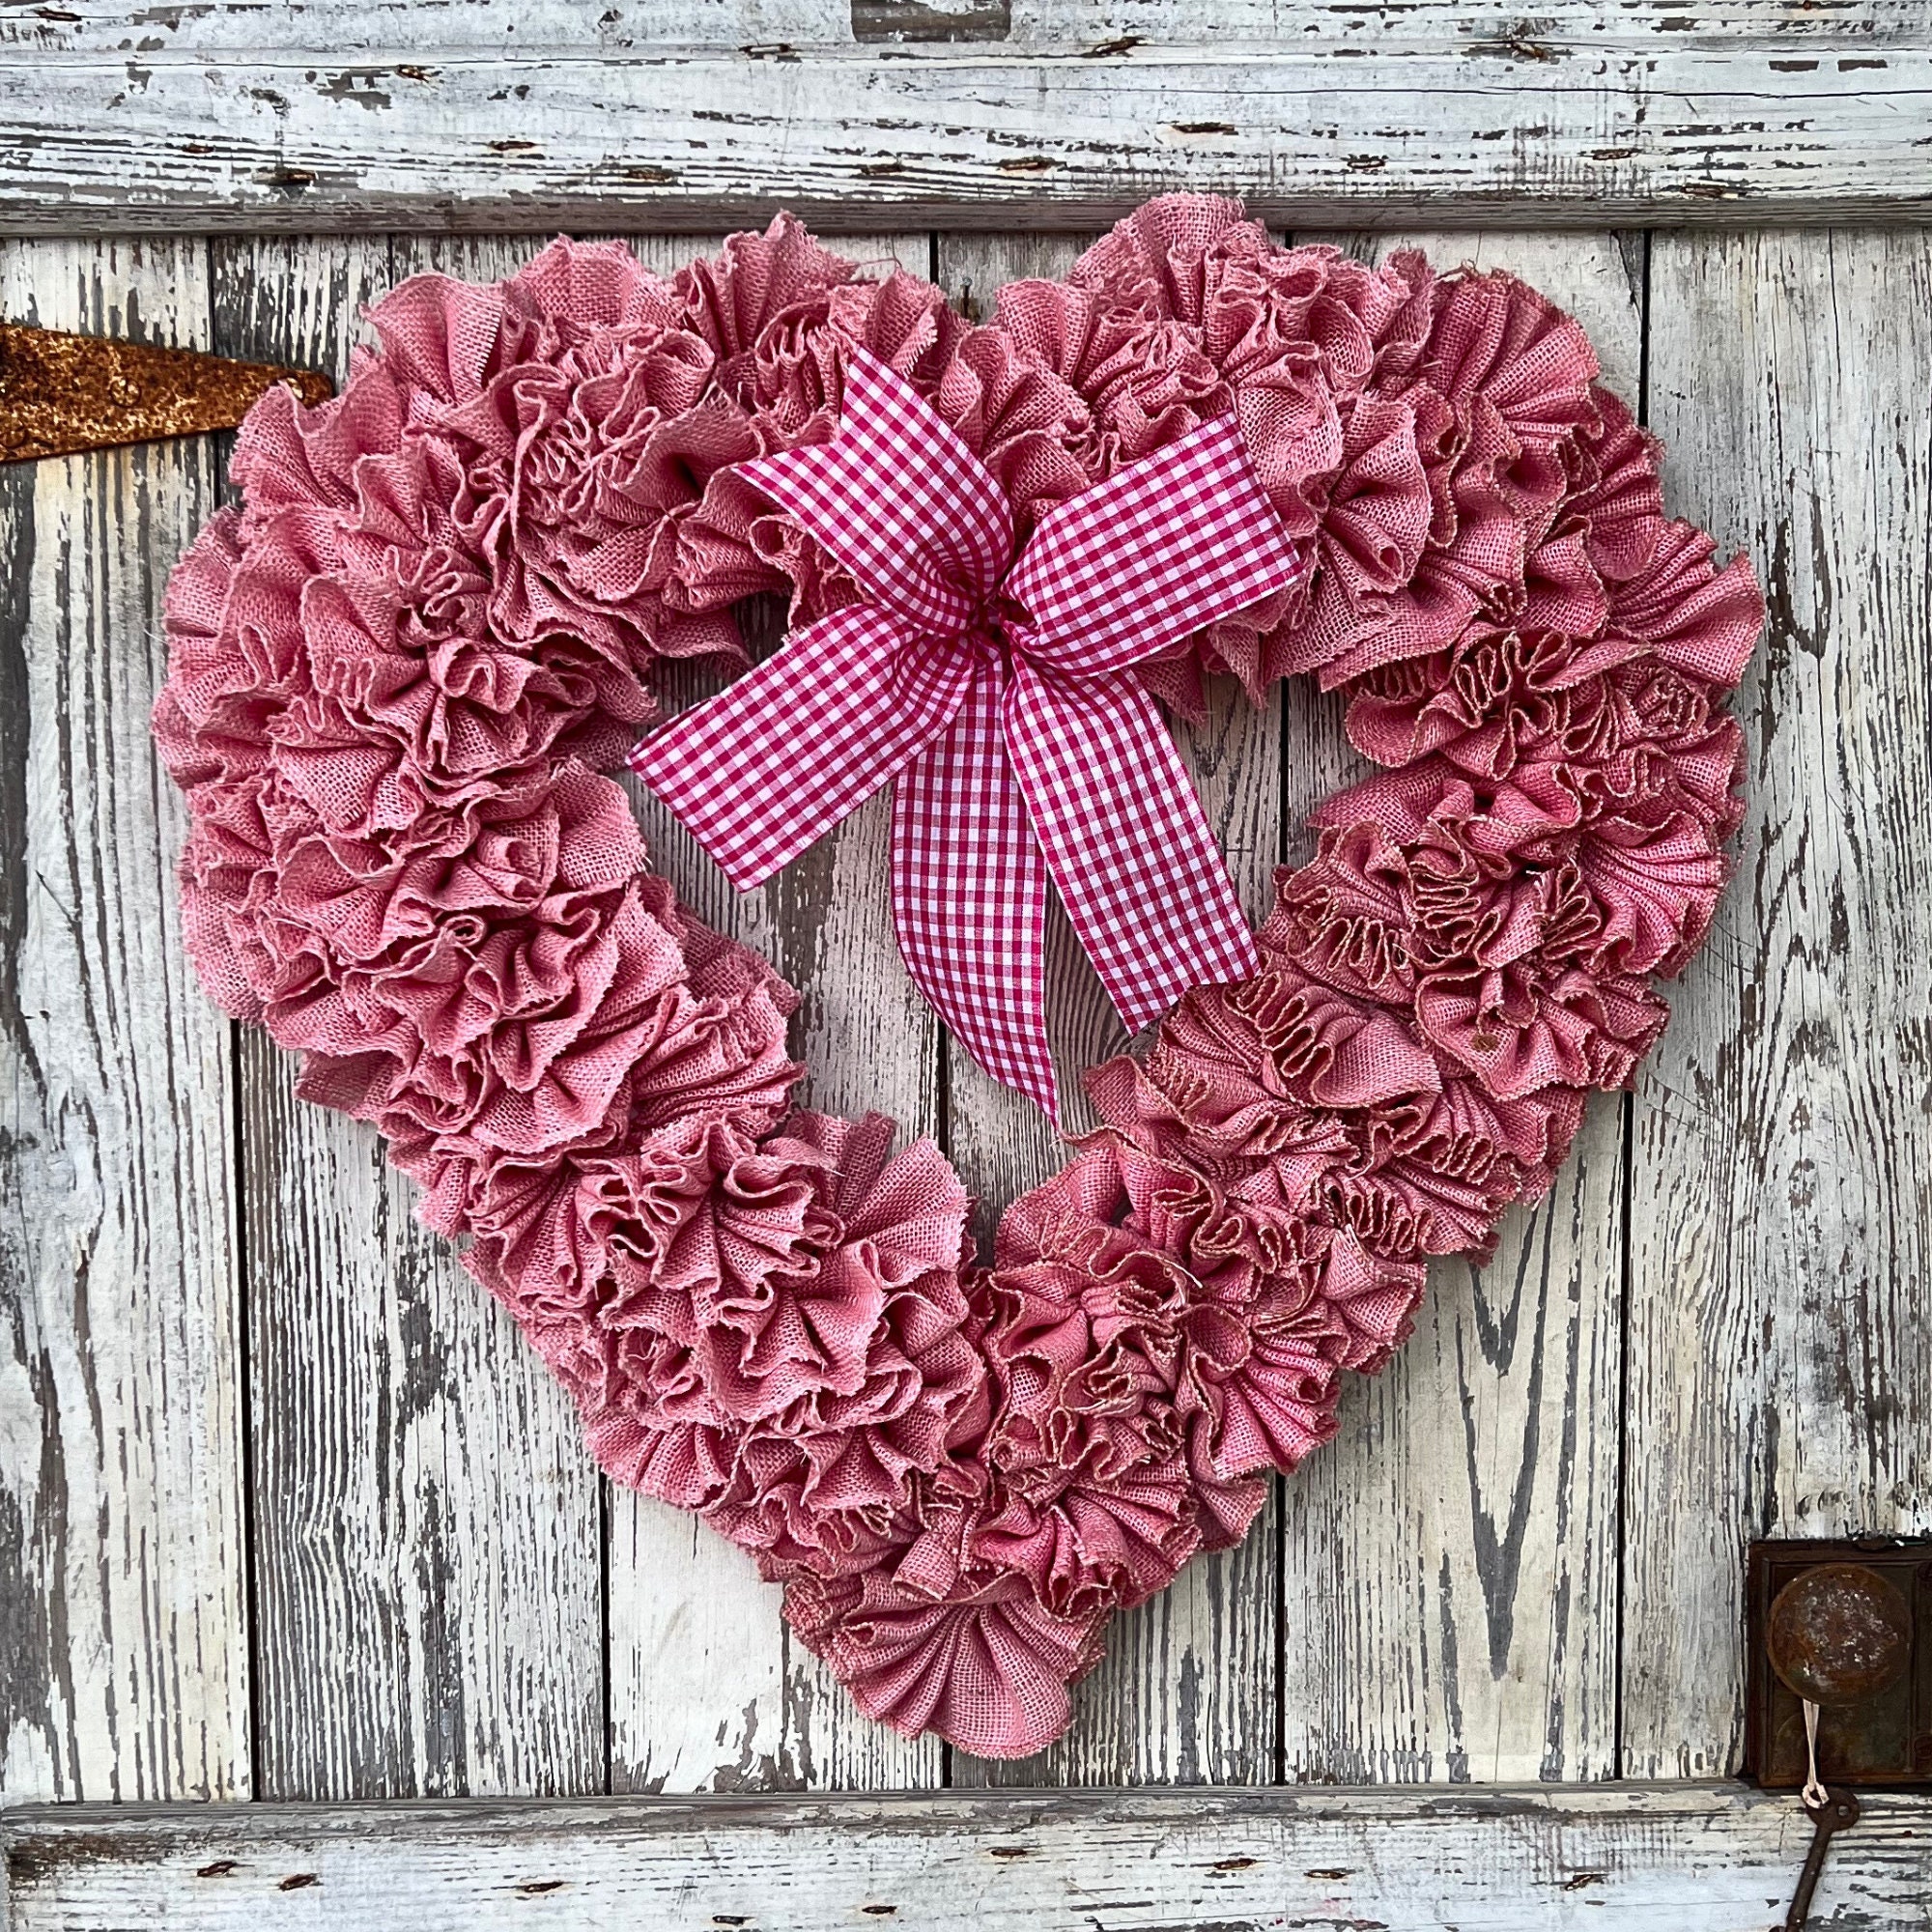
[
  {"left": 13, "top": 2, "right": 1932, "bottom": 56},
  {"left": 7, "top": 1784, "right": 1932, "bottom": 1929},
  {"left": 1, "top": 33, "right": 1928, "bottom": 233}
]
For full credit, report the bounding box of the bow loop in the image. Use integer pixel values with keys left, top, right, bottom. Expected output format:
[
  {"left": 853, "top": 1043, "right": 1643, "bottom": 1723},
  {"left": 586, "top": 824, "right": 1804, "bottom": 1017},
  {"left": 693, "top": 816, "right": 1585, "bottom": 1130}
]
[
  {"left": 633, "top": 348, "right": 1307, "bottom": 1122},
  {"left": 1005, "top": 412, "right": 1304, "bottom": 676},
  {"left": 637, "top": 605, "right": 977, "bottom": 892},
  {"left": 737, "top": 352, "right": 1012, "bottom": 639}
]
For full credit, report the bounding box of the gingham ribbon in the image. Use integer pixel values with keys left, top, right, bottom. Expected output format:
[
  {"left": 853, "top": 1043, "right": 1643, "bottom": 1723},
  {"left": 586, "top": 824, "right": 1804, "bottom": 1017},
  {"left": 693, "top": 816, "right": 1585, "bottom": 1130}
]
[{"left": 631, "top": 349, "right": 1306, "bottom": 1122}]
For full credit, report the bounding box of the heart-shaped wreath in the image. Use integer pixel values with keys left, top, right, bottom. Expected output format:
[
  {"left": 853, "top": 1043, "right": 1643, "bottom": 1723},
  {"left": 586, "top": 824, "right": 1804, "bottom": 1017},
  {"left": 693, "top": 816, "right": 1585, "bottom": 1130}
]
[{"left": 154, "top": 196, "right": 1763, "bottom": 1759}]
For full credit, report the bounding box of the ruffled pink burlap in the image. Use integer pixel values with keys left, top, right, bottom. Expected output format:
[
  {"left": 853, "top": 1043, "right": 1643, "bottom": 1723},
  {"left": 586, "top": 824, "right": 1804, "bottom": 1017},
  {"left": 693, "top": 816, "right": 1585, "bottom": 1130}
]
[{"left": 154, "top": 196, "right": 1762, "bottom": 1760}]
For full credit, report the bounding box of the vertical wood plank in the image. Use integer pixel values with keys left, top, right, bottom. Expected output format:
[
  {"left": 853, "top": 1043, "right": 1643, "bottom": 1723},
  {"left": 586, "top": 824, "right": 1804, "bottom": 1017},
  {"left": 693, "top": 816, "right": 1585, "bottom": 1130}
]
[
  {"left": 935, "top": 231, "right": 1283, "bottom": 1787},
  {"left": 1625, "top": 229, "right": 1932, "bottom": 1776},
  {"left": 1273, "top": 232, "right": 1639, "bottom": 1783},
  {"left": 215, "top": 234, "right": 605, "bottom": 1801},
  {"left": 607, "top": 233, "right": 946, "bottom": 1793},
  {"left": 0, "top": 238, "right": 249, "bottom": 1802},
  {"left": 929, "top": 235, "right": 1105, "bottom": 1234}
]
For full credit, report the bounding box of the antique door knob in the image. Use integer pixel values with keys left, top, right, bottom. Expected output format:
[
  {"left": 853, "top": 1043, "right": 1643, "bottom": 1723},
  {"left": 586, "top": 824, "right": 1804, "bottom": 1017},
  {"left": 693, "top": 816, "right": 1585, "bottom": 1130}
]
[{"left": 1764, "top": 1563, "right": 1911, "bottom": 1930}]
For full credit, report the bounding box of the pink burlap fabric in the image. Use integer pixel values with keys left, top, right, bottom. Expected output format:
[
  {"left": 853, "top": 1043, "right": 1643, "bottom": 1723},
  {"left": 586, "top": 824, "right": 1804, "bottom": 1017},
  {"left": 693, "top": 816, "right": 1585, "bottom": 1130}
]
[{"left": 154, "top": 196, "right": 1763, "bottom": 1759}]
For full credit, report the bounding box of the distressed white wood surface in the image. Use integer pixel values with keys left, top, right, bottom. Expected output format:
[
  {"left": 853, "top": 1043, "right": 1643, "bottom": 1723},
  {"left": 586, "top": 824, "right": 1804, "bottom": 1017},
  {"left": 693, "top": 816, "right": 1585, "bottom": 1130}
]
[
  {"left": 8, "top": 1785, "right": 1932, "bottom": 1931},
  {"left": 0, "top": 238, "right": 248, "bottom": 1805},
  {"left": 2, "top": 175, "right": 1930, "bottom": 1932},
  {"left": 3, "top": 6, "right": 1931, "bottom": 234},
  {"left": 213, "top": 233, "right": 608, "bottom": 1804},
  {"left": 1624, "top": 228, "right": 1932, "bottom": 1777},
  {"left": 20, "top": 1, "right": 1932, "bottom": 52},
  {"left": 612, "top": 231, "right": 945, "bottom": 1795},
  {"left": 1273, "top": 231, "right": 1639, "bottom": 1785}
]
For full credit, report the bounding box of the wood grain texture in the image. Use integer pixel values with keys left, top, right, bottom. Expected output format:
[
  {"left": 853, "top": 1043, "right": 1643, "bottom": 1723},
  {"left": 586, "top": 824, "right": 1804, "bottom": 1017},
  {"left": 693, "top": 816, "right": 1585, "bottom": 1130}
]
[
  {"left": 4, "top": 10, "right": 1931, "bottom": 235},
  {"left": 10, "top": 1784, "right": 1932, "bottom": 1931},
  {"left": 210, "top": 233, "right": 607, "bottom": 1803},
  {"left": 0, "top": 238, "right": 248, "bottom": 1803},
  {"left": 18, "top": 1, "right": 1931, "bottom": 54},
  {"left": 1270, "top": 232, "right": 1641, "bottom": 1784},
  {"left": 1624, "top": 228, "right": 1932, "bottom": 1777},
  {"left": 608, "top": 232, "right": 945, "bottom": 1795},
  {"left": 5, "top": 185, "right": 1927, "bottom": 1858},
  {"left": 932, "top": 228, "right": 1285, "bottom": 1787}
]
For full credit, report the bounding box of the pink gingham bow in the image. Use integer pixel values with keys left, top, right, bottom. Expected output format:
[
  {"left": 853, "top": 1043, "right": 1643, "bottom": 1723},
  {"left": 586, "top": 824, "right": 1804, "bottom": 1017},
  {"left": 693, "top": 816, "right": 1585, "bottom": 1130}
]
[{"left": 631, "top": 349, "right": 1306, "bottom": 1122}]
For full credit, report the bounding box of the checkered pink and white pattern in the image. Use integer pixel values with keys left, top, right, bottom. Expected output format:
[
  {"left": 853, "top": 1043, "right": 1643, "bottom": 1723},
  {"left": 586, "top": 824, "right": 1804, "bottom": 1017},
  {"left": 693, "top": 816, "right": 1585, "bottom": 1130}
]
[{"left": 631, "top": 348, "right": 1306, "bottom": 1121}]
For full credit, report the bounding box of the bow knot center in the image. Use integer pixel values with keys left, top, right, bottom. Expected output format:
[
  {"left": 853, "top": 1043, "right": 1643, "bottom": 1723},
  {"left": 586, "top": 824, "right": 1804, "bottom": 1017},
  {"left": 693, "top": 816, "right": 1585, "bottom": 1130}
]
[
  {"left": 957, "top": 592, "right": 1045, "bottom": 681},
  {"left": 632, "top": 348, "right": 1305, "bottom": 1122}
]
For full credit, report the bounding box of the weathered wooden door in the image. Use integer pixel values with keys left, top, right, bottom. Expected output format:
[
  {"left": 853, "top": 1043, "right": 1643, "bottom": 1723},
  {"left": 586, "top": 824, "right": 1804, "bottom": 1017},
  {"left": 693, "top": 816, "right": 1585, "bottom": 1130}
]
[{"left": 4, "top": 5, "right": 1930, "bottom": 1925}]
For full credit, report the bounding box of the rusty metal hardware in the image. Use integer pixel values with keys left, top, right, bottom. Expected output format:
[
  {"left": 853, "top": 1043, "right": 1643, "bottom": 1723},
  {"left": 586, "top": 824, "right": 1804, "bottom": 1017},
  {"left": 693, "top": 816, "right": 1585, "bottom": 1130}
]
[
  {"left": 1767, "top": 1562, "right": 1912, "bottom": 1712},
  {"left": 0, "top": 322, "right": 329, "bottom": 464},
  {"left": 1747, "top": 1538, "right": 1932, "bottom": 1789},
  {"left": 1765, "top": 1564, "right": 1908, "bottom": 1926},
  {"left": 1781, "top": 1786, "right": 1860, "bottom": 1932},
  {"left": 1750, "top": 1543, "right": 1930, "bottom": 1931}
]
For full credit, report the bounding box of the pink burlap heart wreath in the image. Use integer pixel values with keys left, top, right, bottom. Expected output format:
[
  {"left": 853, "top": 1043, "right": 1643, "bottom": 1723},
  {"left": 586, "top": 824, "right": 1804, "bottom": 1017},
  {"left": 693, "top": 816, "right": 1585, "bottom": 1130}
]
[{"left": 155, "top": 196, "right": 1764, "bottom": 1758}]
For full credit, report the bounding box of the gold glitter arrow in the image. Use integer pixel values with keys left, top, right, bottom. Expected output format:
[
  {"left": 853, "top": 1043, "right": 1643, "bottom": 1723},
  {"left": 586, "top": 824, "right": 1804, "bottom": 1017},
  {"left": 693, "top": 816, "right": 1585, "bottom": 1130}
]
[{"left": 0, "top": 323, "right": 331, "bottom": 464}]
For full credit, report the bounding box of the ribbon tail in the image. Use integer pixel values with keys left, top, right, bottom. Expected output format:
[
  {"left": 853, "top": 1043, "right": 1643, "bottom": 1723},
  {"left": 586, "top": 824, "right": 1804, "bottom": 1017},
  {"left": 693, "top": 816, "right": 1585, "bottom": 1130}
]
[
  {"left": 1003, "top": 666, "right": 1262, "bottom": 1036},
  {"left": 891, "top": 662, "right": 1060, "bottom": 1124},
  {"left": 631, "top": 604, "right": 973, "bottom": 891}
]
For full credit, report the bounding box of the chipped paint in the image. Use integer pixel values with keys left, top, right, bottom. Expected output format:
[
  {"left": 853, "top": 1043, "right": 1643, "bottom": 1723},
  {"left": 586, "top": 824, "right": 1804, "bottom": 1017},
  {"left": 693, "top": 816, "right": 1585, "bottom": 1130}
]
[{"left": 1, "top": 27, "right": 1927, "bottom": 232}]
